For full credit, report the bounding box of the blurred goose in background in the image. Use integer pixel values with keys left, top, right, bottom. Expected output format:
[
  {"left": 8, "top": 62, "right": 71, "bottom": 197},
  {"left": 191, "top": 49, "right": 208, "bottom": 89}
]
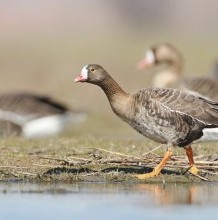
[
  {"left": 0, "top": 120, "right": 22, "bottom": 137},
  {"left": 0, "top": 92, "right": 87, "bottom": 138},
  {"left": 210, "top": 60, "right": 218, "bottom": 79},
  {"left": 75, "top": 64, "right": 218, "bottom": 179},
  {"left": 137, "top": 43, "right": 218, "bottom": 101}
]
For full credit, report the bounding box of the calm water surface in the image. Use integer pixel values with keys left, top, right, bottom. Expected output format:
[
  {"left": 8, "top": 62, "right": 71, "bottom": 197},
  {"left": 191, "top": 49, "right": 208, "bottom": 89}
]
[{"left": 0, "top": 182, "right": 218, "bottom": 220}]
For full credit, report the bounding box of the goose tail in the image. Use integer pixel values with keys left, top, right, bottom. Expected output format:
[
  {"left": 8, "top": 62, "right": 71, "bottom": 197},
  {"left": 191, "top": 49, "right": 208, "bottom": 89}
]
[{"left": 194, "top": 127, "right": 218, "bottom": 143}]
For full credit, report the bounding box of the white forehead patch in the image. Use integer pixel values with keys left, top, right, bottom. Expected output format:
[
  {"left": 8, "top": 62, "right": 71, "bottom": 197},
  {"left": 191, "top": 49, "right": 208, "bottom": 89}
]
[
  {"left": 145, "top": 49, "right": 155, "bottom": 64},
  {"left": 81, "top": 65, "right": 88, "bottom": 80}
]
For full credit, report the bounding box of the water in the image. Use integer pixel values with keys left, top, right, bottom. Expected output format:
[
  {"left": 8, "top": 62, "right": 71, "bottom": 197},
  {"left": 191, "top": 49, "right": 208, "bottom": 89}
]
[{"left": 0, "top": 182, "right": 218, "bottom": 220}]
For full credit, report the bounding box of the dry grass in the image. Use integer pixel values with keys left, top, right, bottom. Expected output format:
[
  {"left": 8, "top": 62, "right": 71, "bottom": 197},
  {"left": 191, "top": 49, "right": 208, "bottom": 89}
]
[{"left": 0, "top": 136, "right": 217, "bottom": 183}]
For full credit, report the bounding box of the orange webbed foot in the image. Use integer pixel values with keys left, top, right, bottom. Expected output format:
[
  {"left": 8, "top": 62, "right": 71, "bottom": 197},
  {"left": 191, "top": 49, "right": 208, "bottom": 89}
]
[
  {"left": 135, "top": 169, "right": 160, "bottom": 179},
  {"left": 188, "top": 165, "right": 209, "bottom": 181}
]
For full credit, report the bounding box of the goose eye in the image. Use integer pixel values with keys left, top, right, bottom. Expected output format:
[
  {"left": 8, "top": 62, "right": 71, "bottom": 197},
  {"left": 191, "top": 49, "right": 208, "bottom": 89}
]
[{"left": 90, "top": 68, "right": 95, "bottom": 72}]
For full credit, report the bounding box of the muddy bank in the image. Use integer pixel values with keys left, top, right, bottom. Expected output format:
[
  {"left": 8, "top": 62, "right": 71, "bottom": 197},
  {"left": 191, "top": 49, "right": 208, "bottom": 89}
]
[{"left": 0, "top": 136, "right": 217, "bottom": 183}]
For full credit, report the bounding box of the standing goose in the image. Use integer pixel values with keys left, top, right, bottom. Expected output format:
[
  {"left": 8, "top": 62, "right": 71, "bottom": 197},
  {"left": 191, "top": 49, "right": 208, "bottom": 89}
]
[
  {"left": 75, "top": 64, "right": 218, "bottom": 179},
  {"left": 0, "top": 92, "right": 87, "bottom": 138},
  {"left": 137, "top": 43, "right": 218, "bottom": 101}
]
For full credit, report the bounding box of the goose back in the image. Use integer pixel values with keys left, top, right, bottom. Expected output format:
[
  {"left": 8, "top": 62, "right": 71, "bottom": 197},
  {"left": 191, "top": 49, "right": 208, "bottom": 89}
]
[
  {"left": 0, "top": 92, "right": 87, "bottom": 138},
  {"left": 180, "top": 77, "right": 218, "bottom": 101},
  {"left": 0, "top": 92, "right": 68, "bottom": 118}
]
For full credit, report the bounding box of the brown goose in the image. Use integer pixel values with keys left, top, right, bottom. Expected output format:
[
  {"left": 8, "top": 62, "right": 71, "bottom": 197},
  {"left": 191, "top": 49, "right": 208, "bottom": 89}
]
[
  {"left": 0, "top": 120, "right": 22, "bottom": 137},
  {"left": 137, "top": 43, "right": 218, "bottom": 101},
  {"left": 210, "top": 60, "right": 218, "bottom": 79},
  {"left": 75, "top": 64, "right": 218, "bottom": 179},
  {"left": 0, "top": 92, "right": 87, "bottom": 138}
]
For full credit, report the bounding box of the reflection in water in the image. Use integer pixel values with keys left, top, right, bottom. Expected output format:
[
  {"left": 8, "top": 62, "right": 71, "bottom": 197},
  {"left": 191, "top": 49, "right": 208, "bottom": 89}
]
[
  {"left": 0, "top": 182, "right": 218, "bottom": 220},
  {"left": 134, "top": 184, "right": 215, "bottom": 205},
  {"left": 0, "top": 182, "right": 218, "bottom": 205}
]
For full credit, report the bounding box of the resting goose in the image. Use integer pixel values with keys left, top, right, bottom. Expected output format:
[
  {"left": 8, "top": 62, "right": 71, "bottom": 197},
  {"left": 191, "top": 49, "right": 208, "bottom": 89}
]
[
  {"left": 0, "top": 120, "right": 22, "bottom": 137},
  {"left": 0, "top": 92, "right": 87, "bottom": 138},
  {"left": 137, "top": 43, "right": 218, "bottom": 101},
  {"left": 75, "top": 64, "right": 218, "bottom": 179}
]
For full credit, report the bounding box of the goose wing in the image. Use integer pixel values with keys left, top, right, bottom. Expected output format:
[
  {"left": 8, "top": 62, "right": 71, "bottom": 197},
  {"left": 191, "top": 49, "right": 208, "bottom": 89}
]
[
  {"left": 181, "top": 77, "right": 218, "bottom": 101},
  {"left": 131, "top": 88, "right": 208, "bottom": 147},
  {"left": 134, "top": 88, "right": 218, "bottom": 126},
  {"left": 0, "top": 93, "right": 68, "bottom": 117}
]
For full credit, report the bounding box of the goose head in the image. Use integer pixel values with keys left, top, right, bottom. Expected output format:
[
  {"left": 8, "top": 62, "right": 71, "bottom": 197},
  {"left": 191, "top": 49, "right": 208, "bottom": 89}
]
[
  {"left": 74, "top": 64, "right": 109, "bottom": 86},
  {"left": 137, "top": 43, "right": 183, "bottom": 71}
]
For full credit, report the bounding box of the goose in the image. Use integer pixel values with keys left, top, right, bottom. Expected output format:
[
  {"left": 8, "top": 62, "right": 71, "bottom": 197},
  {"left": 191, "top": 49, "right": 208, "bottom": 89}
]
[
  {"left": 0, "top": 120, "right": 22, "bottom": 137},
  {"left": 137, "top": 43, "right": 218, "bottom": 101},
  {"left": 0, "top": 92, "right": 87, "bottom": 138},
  {"left": 75, "top": 64, "right": 218, "bottom": 179},
  {"left": 210, "top": 60, "right": 218, "bottom": 79}
]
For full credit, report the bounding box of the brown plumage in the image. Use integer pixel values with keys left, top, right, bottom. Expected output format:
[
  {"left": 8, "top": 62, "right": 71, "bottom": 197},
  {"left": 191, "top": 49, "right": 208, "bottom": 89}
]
[
  {"left": 0, "top": 92, "right": 87, "bottom": 138},
  {"left": 75, "top": 64, "right": 218, "bottom": 179},
  {"left": 137, "top": 43, "right": 218, "bottom": 101},
  {"left": 210, "top": 60, "right": 218, "bottom": 79},
  {"left": 0, "top": 92, "right": 68, "bottom": 117},
  {"left": 0, "top": 120, "right": 22, "bottom": 137}
]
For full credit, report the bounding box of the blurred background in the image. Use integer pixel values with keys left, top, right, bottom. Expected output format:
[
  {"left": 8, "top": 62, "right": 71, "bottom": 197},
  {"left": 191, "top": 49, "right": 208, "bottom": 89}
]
[{"left": 1, "top": 0, "right": 218, "bottom": 139}]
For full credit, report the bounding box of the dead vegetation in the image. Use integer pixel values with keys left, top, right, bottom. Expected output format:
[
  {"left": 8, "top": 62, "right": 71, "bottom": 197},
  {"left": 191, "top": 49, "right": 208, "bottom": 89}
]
[{"left": 0, "top": 137, "right": 217, "bottom": 183}]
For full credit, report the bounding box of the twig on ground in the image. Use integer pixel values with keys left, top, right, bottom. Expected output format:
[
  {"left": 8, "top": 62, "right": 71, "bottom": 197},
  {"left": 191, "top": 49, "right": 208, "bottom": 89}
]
[
  {"left": 85, "top": 147, "right": 141, "bottom": 159},
  {"left": 36, "top": 150, "right": 218, "bottom": 180},
  {"left": 0, "top": 166, "right": 28, "bottom": 169},
  {"left": 39, "top": 155, "right": 66, "bottom": 162},
  {"left": 189, "top": 172, "right": 210, "bottom": 181},
  {"left": 142, "top": 144, "right": 164, "bottom": 157},
  {"left": 15, "top": 171, "right": 38, "bottom": 176}
]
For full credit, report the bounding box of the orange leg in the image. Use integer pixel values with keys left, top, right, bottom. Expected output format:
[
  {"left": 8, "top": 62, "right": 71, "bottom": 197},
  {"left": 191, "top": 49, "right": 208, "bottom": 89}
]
[
  {"left": 185, "top": 145, "right": 199, "bottom": 175},
  {"left": 135, "top": 146, "right": 173, "bottom": 179}
]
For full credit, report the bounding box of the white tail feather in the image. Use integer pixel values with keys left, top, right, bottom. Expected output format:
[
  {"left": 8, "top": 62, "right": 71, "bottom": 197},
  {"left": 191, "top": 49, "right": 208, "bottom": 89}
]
[{"left": 195, "top": 127, "right": 218, "bottom": 143}]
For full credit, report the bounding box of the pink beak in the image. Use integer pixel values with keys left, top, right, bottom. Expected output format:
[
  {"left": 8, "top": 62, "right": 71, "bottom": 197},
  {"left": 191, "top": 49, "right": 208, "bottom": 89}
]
[
  {"left": 137, "top": 58, "right": 152, "bottom": 70},
  {"left": 74, "top": 74, "right": 85, "bottom": 83}
]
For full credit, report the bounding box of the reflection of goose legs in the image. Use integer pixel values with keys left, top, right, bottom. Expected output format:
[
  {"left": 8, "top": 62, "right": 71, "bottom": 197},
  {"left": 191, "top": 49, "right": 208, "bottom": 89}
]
[{"left": 135, "top": 144, "right": 173, "bottom": 179}]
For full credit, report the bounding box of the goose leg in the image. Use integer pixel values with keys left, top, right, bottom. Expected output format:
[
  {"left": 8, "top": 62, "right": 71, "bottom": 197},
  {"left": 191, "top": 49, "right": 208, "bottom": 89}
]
[
  {"left": 185, "top": 145, "right": 199, "bottom": 175},
  {"left": 135, "top": 145, "right": 173, "bottom": 179}
]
